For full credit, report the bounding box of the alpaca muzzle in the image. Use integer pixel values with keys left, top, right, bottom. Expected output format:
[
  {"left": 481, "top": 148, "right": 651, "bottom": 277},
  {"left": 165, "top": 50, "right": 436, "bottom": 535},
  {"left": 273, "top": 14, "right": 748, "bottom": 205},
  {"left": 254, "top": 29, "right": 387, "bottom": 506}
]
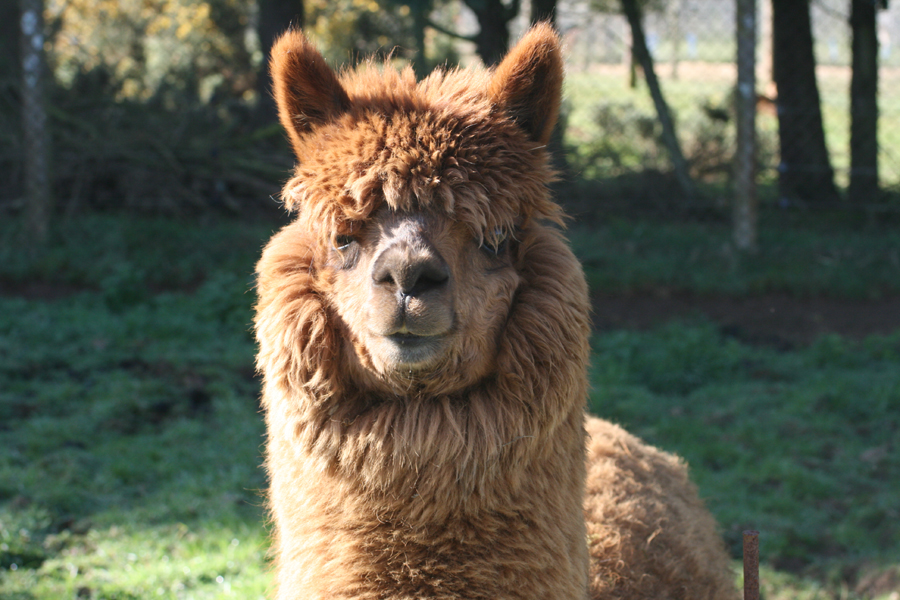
[
  {"left": 366, "top": 222, "right": 455, "bottom": 368},
  {"left": 371, "top": 240, "right": 450, "bottom": 302}
]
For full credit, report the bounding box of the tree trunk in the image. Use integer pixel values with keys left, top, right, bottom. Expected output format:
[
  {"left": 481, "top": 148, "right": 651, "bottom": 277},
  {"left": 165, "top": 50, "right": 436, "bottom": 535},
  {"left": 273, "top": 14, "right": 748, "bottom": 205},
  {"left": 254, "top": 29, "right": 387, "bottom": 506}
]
[
  {"left": 1, "top": 0, "right": 18, "bottom": 78},
  {"left": 621, "top": 0, "right": 696, "bottom": 201},
  {"left": 848, "top": 0, "right": 879, "bottom": 202},
  {"left": 772, "top": 0, "right": 840, "bottom": 204},
  {"left": 668, "top": 0, "right": 682, "bottom": 79},
  {"left": 257, "top": 0, "right": 304, "bottom": 121},
  {"left": 734, "top": 0, "right": 757, "bottom": 251},
  {"left": 2, "top": 0, "right": 20, "bottom": 204},
  {"left": 462, "top": 0, "right": 517, "bottom": 65},
  {"left": 530, "top": 0, "right": 556, "bottom": 25},
  {"left": 411, "top": 0, "right": 430, "bottom": 77},
  {"left": 758, "top": 0, "right": 773, "bottom": 92},
  {"left": 20, "top": 0, "right": 50, "bottom": 243}
]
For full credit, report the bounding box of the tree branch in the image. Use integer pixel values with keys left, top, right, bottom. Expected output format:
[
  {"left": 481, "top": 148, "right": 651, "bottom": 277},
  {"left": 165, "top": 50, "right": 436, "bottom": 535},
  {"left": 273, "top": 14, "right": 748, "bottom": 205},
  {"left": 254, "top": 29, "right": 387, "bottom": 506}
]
[
  {"left": 426, "top": 19, "right": 477, "bottom": 43},
  {"left": 504, "top": 0, "right": 522, "bottom": 22}
]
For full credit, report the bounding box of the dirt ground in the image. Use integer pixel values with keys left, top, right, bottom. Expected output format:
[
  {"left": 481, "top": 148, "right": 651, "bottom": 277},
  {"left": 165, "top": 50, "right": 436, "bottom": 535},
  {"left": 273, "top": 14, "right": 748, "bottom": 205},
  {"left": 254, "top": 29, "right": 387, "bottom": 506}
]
[
  {"left": 5, "top": 280, "right": 900, "bottom": 349},
  {"left": 592, "top": 292, "right": 900, "bottom": 348}
]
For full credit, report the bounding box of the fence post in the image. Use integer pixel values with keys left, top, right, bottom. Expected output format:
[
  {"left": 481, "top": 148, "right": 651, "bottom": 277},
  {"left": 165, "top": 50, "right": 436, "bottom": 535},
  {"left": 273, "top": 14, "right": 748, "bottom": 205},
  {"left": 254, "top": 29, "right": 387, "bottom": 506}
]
[
  {"left": 743, "top": 530, "right": 760, "bottom": 600},
  {"left": 20, "top": 0, "right": 50, "bottom": 243},
  {"left": 735, "top": 0, "right": 757, "bottom": 251}
]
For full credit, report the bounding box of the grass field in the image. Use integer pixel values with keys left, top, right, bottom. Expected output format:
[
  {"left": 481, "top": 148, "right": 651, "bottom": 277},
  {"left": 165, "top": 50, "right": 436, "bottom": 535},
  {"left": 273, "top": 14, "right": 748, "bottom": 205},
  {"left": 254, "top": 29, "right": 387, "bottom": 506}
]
[
  {"left": 570, "top": 213, "right": 900, "bottom": 298},
  {"left": 1, "top": 212, "right": 899, "bottom": 599}
]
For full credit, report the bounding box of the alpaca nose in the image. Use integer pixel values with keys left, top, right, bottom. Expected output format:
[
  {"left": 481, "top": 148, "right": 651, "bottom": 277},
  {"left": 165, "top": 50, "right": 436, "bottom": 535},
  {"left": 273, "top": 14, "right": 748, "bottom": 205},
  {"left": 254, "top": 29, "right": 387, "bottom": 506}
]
[{"left": 372, "top": 245, "right": 450, "bottom": 297}]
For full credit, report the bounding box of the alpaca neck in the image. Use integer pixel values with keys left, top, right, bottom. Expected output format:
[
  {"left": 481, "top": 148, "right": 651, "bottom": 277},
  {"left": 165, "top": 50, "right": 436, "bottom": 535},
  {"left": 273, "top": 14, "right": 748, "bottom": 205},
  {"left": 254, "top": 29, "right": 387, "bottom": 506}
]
[
  {"left": 267, "top": 385, "right": 590, "bottom": 599},
  {"left": 290, "top": 408, "right": 589, "bottom": 599}
]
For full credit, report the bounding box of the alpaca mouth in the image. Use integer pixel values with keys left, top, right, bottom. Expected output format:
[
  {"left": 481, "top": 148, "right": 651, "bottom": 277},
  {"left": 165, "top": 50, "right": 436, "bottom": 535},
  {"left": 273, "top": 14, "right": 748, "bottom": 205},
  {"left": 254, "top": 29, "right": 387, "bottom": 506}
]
[
  {"left": 382, "top": 332, "right": 447, "bottom": 368},
  {"left": 389, "top": 332, "right": 433, "bottom": 345}
]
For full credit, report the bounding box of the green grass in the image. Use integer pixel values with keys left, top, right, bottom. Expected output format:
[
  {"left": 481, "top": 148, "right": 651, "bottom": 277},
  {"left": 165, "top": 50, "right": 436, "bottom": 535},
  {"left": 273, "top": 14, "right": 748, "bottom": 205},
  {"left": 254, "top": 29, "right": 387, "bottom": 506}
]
[
  {"left": 589, "top": 323, "right": 900, "bottom": 581},
  {"left": 0, "top": 292, "right": 271, "bottom": 599},
  {"left": 1, "top": 214, "right": 274, "bottom": 599},
  {"left": 570, "top": 214, "right": 900, "bottom": 298},
  {"left": 1, "top": 213, "right": 898, "bottom": 599}
]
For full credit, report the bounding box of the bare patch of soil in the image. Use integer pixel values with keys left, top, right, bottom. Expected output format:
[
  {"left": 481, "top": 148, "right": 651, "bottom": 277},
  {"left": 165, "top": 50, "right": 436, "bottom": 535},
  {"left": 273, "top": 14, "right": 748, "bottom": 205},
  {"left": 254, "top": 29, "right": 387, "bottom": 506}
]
[
  {"left": 592, "top": 293, "right": 900, "bottom": 348},
  {"left": 4, "top": 279, "right": 900, "bottom": 349}
]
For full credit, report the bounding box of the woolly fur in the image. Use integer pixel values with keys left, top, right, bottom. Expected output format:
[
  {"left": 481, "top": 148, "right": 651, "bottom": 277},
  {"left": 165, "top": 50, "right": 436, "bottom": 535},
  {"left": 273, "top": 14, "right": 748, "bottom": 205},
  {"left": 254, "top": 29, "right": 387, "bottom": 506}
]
[{"left": 255, "top": 24, "right": 737, "bottom": 600}]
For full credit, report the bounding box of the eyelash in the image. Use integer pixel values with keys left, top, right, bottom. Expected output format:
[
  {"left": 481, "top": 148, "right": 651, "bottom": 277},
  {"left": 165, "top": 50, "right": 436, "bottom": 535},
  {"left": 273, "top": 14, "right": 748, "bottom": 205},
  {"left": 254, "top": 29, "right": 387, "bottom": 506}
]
[
  {"left": 334, "top": 235, "right": 355, "bottom": 251},
  {"left": 481, "top": 229, "right": 509, "bottom": 256}
]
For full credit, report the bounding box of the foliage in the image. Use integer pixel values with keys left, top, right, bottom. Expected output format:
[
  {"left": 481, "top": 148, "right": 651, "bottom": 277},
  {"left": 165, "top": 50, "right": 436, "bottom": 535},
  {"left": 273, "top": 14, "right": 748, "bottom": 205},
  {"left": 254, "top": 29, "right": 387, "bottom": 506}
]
[
  {"left": 306, "top": 0, "right": 414, "bottom": 65},
  {"left": 568, "top": 101, "right": 669, "bottom": 179},
  {"left": 1, "top": 46, "right": 293, "bottom": 213},
  {"left": 42, "top": 81, "right": 291, "bottom": 212},
  {"left": 0, "top": 0, "right": 473, "bottom": 214},
  {"left": 562, "top": 63, "right": 892, "bottom": 207},
  {"left": 47, "top": 0, "right": 258, "bottom": 104},
  {"left": 43, "top": 0, "right": 460, "bottom": 98},
  {"left": 564, "top": 69, "right": 746, "bottom": 199},
  {"left": 305, "top": 0, "right": 459, "bottom": 69},
  {"left": 0, "top": 0, "right": 291, "bottom": 213}
]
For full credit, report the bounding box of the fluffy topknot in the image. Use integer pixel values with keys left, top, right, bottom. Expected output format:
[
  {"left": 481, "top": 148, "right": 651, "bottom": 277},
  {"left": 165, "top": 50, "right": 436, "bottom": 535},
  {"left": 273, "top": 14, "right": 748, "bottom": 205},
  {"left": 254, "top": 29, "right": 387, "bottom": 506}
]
[{"left": 269, "top": 24, "right": 565, "bottom": 243}]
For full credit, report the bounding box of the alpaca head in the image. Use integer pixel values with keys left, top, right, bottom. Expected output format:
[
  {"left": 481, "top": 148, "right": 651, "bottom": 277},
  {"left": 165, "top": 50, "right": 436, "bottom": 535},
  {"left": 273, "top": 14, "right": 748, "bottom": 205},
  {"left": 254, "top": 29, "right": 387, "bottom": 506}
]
[
  {"left": 262, "top": 24, "right": 572, "bottom": 399},
  {"left": 325, "top": 202, "right": 520, "bottom": 389}
]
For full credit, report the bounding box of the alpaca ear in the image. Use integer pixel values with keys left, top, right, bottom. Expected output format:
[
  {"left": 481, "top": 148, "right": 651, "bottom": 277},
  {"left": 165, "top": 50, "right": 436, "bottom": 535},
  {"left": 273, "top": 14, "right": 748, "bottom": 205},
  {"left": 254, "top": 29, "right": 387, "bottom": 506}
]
[
  {"left": 488, "top": 23, "right": 563, "bottom": 146},
  {"left": 269, "top": 30, "right": 351, "bottom": 158}
]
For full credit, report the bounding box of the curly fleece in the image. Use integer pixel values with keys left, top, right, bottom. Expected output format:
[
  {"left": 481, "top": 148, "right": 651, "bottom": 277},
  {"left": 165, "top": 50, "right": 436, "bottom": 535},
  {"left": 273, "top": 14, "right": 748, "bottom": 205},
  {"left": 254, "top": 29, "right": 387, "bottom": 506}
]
[{"left": 254, "top": 23, "right": 737, "bottom": 600}]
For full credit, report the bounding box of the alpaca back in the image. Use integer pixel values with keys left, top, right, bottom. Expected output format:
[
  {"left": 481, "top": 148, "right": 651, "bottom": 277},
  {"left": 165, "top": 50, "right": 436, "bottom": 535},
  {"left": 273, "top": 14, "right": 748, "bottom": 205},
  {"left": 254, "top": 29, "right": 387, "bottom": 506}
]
[{"left": 584, "top": 418, "right": 738, "bottom": 600}]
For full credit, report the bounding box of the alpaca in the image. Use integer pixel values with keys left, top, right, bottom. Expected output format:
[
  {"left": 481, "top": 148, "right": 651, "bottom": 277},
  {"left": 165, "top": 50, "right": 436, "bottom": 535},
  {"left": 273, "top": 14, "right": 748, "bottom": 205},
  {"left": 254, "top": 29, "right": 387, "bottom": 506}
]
[{"left": 254, "top": 24, "right": 737, "bottom": 600}]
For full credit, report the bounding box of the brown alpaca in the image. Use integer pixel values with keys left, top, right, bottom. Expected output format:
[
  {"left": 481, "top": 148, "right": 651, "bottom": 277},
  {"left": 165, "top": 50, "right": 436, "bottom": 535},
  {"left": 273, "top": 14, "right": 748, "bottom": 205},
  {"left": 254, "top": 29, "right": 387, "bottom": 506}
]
[{"left": 254, "top": 24, "right": 737, "bottom": 600}]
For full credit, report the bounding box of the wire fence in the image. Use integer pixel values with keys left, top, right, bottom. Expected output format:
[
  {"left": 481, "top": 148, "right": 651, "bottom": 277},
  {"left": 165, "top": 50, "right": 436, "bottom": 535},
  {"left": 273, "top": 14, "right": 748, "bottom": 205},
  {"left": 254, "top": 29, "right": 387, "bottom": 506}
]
[{"left": 554, "top": 0, "right": 900, "bottom": 206}]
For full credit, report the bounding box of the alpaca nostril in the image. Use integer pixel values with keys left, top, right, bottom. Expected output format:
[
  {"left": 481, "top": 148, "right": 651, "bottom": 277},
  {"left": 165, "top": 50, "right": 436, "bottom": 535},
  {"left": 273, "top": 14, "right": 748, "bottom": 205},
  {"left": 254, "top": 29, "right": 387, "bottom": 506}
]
[
  {"left": 405, "top": 260, "right": 449, "bottom": 296},
  {"left": 373, "top": 263, "right": 396, "bottom": 287},
  {"left": 373, "top": 252, "right": 450, "bottom": 297}
]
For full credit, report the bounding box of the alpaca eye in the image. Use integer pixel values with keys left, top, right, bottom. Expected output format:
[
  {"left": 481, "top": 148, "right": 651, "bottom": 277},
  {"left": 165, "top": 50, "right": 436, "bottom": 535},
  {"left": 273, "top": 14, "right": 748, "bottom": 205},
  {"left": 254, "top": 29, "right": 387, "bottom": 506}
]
[
  {"left": 334, "top": 235, "right": 356, "bottom": 251},
  {"left": 481, "top": 229, "right": 509, "bottom": 257}
]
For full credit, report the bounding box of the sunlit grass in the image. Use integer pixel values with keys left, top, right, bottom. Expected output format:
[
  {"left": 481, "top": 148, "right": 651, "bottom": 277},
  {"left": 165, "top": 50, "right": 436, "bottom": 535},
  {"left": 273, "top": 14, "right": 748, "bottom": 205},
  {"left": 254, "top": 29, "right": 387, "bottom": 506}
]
[
  {"left": 1, "top": 515, "right": 269, "bottom": 599},
  {"left": 565, "top": 65, "right": 900, "bottom": 191}
]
